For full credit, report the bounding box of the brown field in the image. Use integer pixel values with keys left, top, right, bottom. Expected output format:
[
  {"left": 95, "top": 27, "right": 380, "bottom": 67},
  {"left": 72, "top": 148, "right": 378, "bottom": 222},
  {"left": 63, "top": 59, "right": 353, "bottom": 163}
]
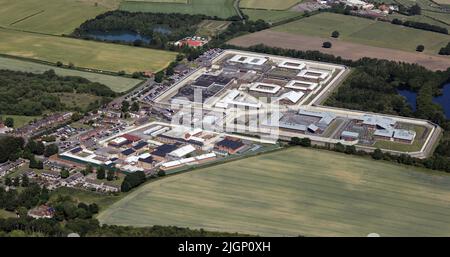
[{"left": 228, "top": 30, "right": 450, "bottom": 71}]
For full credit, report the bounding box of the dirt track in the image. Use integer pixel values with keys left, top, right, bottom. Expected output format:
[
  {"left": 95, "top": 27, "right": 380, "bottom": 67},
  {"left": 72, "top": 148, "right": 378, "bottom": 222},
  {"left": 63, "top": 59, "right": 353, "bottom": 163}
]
[{"left": 228, "top": 30, "right": 450, "bottom": 71}]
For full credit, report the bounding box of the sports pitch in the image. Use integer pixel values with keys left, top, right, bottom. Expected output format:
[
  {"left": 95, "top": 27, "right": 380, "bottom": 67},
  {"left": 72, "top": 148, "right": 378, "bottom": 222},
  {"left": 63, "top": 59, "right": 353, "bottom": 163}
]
[
  {"left": 0, "top": 29, "right": 177, "bottom": 74},
  {"left": 0, "top": 56, "right": 142, "bottom": 93},
  {"left": 240, "top": 0, "right": 301, "bottom": 10},
  {"left": 98, "top": 147, "right": 450, "bottom": 236},
  {"left": 272, "top": 12, "right": 450, "bottom": 54},
  {"left": 0, "top": 0, "right": 121, "bottom": 35},
  {"left": 120, "top": 0, "right": 237, "bottom": 18}
]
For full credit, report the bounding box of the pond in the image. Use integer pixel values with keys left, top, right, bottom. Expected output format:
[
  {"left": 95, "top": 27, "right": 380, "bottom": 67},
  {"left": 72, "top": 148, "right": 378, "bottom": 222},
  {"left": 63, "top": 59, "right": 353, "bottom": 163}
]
[
  {"left": 433, "top": 83, "right": 450, "bottom": 119},
  {"left": 397, "top": 83, "right": 450, "bottom": 119},
  {"left": 86, "top": 31, "right": 152, "bottom": 44},
  {"left": 397, "top": 89, "right": 417, "bottom": 112}
]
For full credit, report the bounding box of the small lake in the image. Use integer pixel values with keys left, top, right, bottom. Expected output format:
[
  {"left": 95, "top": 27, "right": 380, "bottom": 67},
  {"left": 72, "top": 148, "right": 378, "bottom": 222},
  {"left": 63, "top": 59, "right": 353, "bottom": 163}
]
[
  {"left": 86, "top": 31, "right": 151, "bottom": 44},
  {"left": 397, "top": 89, "right": 417, "bottom": 112},
  {"left": 397, "top": 83, "right": 450, "bottom": 119},
  {"left": 434, "top": 83, "right": 450, "bottom": 119}
]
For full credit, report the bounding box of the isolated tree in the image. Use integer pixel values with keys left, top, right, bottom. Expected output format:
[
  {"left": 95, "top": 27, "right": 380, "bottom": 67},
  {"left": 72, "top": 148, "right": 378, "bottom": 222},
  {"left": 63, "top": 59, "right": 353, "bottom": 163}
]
[
  {"left": 5, "top": 177, "right": 12, "bottom": 186},
  {"left": 409, "top": 4, "right": 421, "bottom": 15},
  {"left": 154, "top": 71, "right": 164, "bottom": 83},
  {"left": 60, "top": 169, "right": 70, "bottom": 179},
  {"left": 96, "top": 167, "right": 105, "bottom": 180},
  {"left": 12, "top": 177, "right": 20, "bottom": 187},
  {"left": 372, "top": 148, "right": 384, "bottom": 160},
  {"left": 322, "top": 41, "right": 332, "bottom": 48},
  {"left": 416, "top": 45, "right": 425, "bottom": 52},
  {"left": 44, "top": 144, "right": 59, "bottom": 157},
  {"left": 334, "top": 142, "right": 346, "bottom": 153},
  {"left": 121, "top": 100, "right": 130, "bottom": 113},
  {"left": 300, "top": 138, "right": 311, "bottom": 147},
  {"left": 56, "top": 61, "right": 63, "bottom": 67},
  {"left": 106, "top": 170, "right": 115, "bottom": 181},
  {"left": 331, "top": 31, "right": 340, "bottom": 38},
  {"left": 130, "top": 101, "right": 140, "bottom": 112},
  {"left": 4, "top": 117, "right": 14, "bottom": 128},
  {"left": 21, "top": 174, "right": 29, "bottom": 187},
  {"left": 176, "top": 53, "right": 184, "bottom": 62}
]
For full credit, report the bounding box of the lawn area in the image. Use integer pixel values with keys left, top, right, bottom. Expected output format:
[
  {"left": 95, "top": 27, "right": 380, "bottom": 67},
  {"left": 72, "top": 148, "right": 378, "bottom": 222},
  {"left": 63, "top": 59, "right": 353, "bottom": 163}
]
[
  {"left": 0, "top": 209, "right": 16, "bottom": 219},
  {"left": 49, "top": 187, "right": 124, "bottom": 212},
  {"left": 272, "top": 12, "right": 450, "bottom": 54},
  {"left": 373, "top": 124, "right": 428, "bottom": 152},
  {"left": 1, "top": 115, "right": 41, "bottom": 128},
  {"left": 240, "top": 0, "right": 301, "bottom": 10},
  {"left": 53, "top": 93, "right": 102, "bottom": 111},
  {"left": 0, "top": 0, "right": 121, "bottom": 35},
  {"left": 0, "top": 56, "right": 142, "bottom": 93},
  {"left": 242, "top": 9, "right": 304, "bottom": 23},
  {"left": 119, "top": 0, "right": 237, "bottom": 18},
  {"left": 0, "top": 29, "right": 177, "bottom": 74},
  {"left": 98, "top": 147, "right": 450, "bottom": 236}
]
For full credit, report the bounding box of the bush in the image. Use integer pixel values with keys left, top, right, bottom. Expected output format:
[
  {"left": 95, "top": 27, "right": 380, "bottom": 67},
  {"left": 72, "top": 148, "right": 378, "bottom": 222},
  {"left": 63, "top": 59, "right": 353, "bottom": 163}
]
[
  {"left": 331, "top": 31, "right": 340, "bottom": 38},
  {"left": 322, "top": 41, "right": 332, "bottom": 48},
  {"left": 416, "top": 45, "right": 424, "bottom": 52}
]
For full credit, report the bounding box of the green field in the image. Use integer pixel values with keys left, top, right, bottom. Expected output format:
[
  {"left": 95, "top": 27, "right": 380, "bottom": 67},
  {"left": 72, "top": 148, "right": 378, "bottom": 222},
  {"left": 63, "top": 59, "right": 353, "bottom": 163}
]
[
  {"left": 240, "top": 0, "right": 301, "bottom": 10},
  {"left": 242, "top": 9, "right": 303, "bottom": 23},
  {"left": 98, "top": 147, "right": 450, "bottom": 236},
  {"left": 372, "top": 124, "right": 428, "bottom": 152},
  {"left": 1, "top": 115, "right": 41, "bottom": 128},
  {"left": 0, "top": 0, "right": 121, "bottom": 35},
  {"left": 0, "top": 209, "right": 16, "bottom": 219},
  {"left": 50, "top": 187, "right": 124, "bottom": 212},
  {"left": 273, "top": 12, "right": 450, "bottom": 54},
  {"left": 120, "top": 0, "right": 237, "bottom": 18},
  {"left": 0, "top": 29, "right": 177, "bottom": 74},
  {"left": 0, "top": 56, "right": 142, "bottom": 93}
]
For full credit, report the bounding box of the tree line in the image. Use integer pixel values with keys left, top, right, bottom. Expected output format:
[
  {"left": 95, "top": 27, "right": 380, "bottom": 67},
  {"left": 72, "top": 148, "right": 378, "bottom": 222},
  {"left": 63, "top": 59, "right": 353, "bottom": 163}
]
[{"left": 0, "top": 69, "right": 116, "bottom": 116}]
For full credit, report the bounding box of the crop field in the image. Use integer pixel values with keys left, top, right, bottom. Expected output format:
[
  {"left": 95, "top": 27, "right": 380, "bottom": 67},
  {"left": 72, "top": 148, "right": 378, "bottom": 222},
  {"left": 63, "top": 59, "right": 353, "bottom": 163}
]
[
  {"left": 0, "top": 29, "right": 177, "bottom": 74},
  {"left": 98, "top": 147, "right": 450, "bottom": 236},
  {"left": 272, "top": 13, "right": 450, "bottom": 54},
  {"left": 0, "top": 0, "right": 121, "bottom": 35},
  {"left": 0, "top": 56, "right": 143, "bottom": 93},
  {"left": 240, "top": 0, "right": 301, "bottom": 10},
  {"left": 242, "top": 9, "right": 303, "bottom": 23},
  {"left": 120, "top": 0, "right": 237, "bottom": 18}
]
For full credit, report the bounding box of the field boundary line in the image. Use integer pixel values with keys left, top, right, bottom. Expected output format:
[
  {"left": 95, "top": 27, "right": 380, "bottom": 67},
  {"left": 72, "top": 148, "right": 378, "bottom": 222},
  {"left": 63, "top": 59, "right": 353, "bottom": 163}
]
[{"left": 9, "top": 10, "right": 45, "bottom": 26}]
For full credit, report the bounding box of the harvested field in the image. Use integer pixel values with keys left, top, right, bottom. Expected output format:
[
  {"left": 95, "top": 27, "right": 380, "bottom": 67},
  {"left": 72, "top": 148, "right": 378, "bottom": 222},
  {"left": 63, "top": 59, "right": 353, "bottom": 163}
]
[
  {"left": 0, "top": 0, "right": 120, "bottom": 35},
  {"left": 120, "top": 0, "right": 237, "bottom": 18},
  {"left": 242, "top": 9, "right": 304, "bottom": 23},
  {"left": 98, "top": 147, "right": 450, "bottom": 236},
  {"left": 272, "top": 13, "right": 450, "bottom": 54},
  {"left": 240, "top": 0, "right": 302, "bottom": 10},
  {"left": 0, "top": 29, "right": 177, "bottom": 74},
  {"left": 228, "top": 30, "right": 450, "bottom": 71}
]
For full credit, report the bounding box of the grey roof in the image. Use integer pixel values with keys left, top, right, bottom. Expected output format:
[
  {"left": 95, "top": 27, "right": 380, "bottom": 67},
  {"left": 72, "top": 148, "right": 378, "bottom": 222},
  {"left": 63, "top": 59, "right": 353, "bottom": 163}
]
[
  {"left": 298, "top": 109, "right": 336, "bottom": 126},
  {"left": 374, "top": 129, "right": 394, "bottom": 137},
  {"left": 341, "top": 131, "right": 359, "bottom": 138},
  {"left": 362, "top": 115, "right": 395, "bottom": 130},
  {"left": 279, "top": 121, "right": 307, "bottom": 131},
  {"left": 308, "top": 124, "right": 319, "bottom": 132},
  {"left": 393, "top": 129, "right": 416, "bottom": 141}
]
